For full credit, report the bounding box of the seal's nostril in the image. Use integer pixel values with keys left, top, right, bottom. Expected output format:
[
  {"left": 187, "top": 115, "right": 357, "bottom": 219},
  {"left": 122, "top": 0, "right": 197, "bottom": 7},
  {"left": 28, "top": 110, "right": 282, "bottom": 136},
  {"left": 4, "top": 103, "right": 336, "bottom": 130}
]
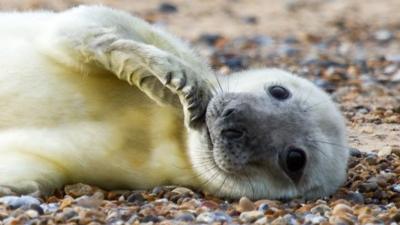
[{"left": 222, "top": 108, "right": 235, "bottom": 117}]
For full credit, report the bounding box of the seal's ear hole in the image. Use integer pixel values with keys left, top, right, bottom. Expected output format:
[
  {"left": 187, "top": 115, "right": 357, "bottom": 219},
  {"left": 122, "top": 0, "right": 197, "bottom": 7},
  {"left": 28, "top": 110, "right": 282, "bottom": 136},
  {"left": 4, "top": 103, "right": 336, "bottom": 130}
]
[{"left": 267, "top": 85, "right": 291, "bottom": 100}]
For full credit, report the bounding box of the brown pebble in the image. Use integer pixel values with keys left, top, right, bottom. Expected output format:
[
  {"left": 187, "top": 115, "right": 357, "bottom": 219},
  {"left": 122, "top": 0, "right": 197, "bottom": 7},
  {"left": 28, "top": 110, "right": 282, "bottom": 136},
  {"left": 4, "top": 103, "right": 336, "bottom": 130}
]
[
  {"left": 64, "top": 183, "right": 95, "bottom": 198},
  {"left": 59, "top": 196, "right": 73, "bottom": 209},
  {"left": 171, "top": 187, "right": 194, "bottom": 195},
  {"left": 332, "top": 203, "right": 354, "bottom": 215},
  {"left": 237, "top": 197, "right": 256, "bottom": 212},
  {"left": 201, "top": 200, "right": 219, "bottom": 209},
  {"left": 239, "top": 210, "right": 264, "bottom": 223}
]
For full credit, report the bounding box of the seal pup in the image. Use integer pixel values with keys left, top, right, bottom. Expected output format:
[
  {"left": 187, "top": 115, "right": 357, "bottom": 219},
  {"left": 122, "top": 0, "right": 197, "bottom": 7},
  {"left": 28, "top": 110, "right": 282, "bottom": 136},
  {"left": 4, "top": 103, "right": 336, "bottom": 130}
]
[{"left": 0, "top": 5, "right": 348, "bottom": 201}]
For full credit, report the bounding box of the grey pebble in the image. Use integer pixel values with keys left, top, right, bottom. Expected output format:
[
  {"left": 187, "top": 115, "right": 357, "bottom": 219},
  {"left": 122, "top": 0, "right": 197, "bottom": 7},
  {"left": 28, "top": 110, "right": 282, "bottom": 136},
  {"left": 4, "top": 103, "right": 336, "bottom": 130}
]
[
  {"left": 374, "top": 30, "right": 393, "bottom": 42},
  {"left": 159, "top": 2, "right": 178, "bottom": 13},
  {"left": 258, "top": 203, "right": 270, "bottom": 212},
  {"left": 239, "top": 210, "right": 264, "bottom": 223},
  {"left": 0, "top": 196, "right": 40, "bottom": 209},
  {"left": 349, "top": 148, "right": 363, "bottom": 157},
  {"left": 40, "top": 203, "right": 59, "bottom": 214},
  {"left": 175, "top": 212, "right": 195, "bottom": 222},
  {"left": 310, "top": 204, "right": 331, "bottom": 215},
  {"left": 392, "top": 184, "right": 400, "bottom": 193},
  {"left": 304, "top": 213, "right": 327, "bottom": 224},
  {"left": 196, "top": 211, "right": 232, "bottom": 224},
  {"left": 345, "top": 191, "right": 365, "bottom": 204},
  {"left": 127, "top": 192, "right": 145, "bottom": 203},
  {"left": 359, "top": 180, "right": 378, "bottom": 192}
]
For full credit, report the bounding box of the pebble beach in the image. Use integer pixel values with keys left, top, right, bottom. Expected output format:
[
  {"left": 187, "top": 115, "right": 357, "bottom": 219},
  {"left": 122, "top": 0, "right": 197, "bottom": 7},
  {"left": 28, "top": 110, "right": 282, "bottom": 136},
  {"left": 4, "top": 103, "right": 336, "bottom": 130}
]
[{"left": 1, "top": 0, "right": 400, "bottom": 224}]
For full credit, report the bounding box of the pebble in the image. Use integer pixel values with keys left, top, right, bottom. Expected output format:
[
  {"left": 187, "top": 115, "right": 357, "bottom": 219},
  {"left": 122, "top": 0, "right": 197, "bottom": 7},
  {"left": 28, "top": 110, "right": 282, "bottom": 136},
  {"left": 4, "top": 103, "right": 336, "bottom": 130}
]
[
  {"left": 310, "top": 204, "right": 331, "bottom": 215},
  {"left": 175, "top": 212, "right": 195, "bottom": 222},
  {"left": 378, "top": 146, "right": 393, "bottom": 157},
  {"left": 239, "top": 210, "right": 264, "bottom": 223},
  {"left": 258, "top": 203, "right": 270, "bottom": 212},
  {"left": 242, "top": 16, "right": 258, "bottom": 24},
  {"left": 374, "top": 30, "right": 393, "bottom": 42},
  {"left": 142, "top": 215, "right": 161, "bottom": 223},
  {"left": 127, "top": 192, "right": 145, "bottom": 203},
  {"left": 304, "top": 213, "right": 327, "bottom": 224},
  {"left": 238, "top": 196, "right": 256, "bottom": 212},
  {"left": 64, "top": 183, "right": 95, "bottom": 197},
  {"left": 365, "top": 154, "right": 378, "bottom": 165},
  {"left": 158, "top": 2, "right": 178, "bottom": 13},
  {"left": 171, "top": 187, "right": 193, "bottom": 195},
  {"left": 332, "top": 203, "right": 354, "bottom": 215},
  {"left": 359, "top": 180, "right": 378, "bottom": 192},
  {"left": 196, "top": 211, "right": 232, "bottom": 223},
  {"left": 391, "top": 184, "right": 400, "bottom": 193},
  {"left": 349, "top": 148, "right": 363, "bottom": 157},
  {"left": 344, "top": 191, "right": 365, "bottom": 204},
  {"left": 0, "top": 196, "right": 40, "bottom": 209}
]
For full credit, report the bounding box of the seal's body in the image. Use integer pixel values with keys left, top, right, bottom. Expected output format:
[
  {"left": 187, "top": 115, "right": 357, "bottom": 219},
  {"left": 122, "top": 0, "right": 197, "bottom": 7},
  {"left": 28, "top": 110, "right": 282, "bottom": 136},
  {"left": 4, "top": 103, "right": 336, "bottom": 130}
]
[{"left": 0, "top": 6, "right": 348, "bottom": 200}]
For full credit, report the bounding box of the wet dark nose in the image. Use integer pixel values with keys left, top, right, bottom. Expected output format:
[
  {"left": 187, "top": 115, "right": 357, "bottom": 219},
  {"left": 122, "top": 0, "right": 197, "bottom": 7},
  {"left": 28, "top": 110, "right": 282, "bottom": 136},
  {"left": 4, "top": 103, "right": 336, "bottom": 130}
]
[{"left": 221, "top": 108, "right": 236, "bottom": 118}]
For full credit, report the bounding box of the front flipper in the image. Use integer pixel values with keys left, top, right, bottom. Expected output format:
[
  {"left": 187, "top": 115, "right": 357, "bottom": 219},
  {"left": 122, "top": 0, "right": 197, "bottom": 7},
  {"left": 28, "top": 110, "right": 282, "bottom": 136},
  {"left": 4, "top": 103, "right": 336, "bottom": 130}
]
[{"left": 76, "top": 28, "right": 214, "bottom": 128}]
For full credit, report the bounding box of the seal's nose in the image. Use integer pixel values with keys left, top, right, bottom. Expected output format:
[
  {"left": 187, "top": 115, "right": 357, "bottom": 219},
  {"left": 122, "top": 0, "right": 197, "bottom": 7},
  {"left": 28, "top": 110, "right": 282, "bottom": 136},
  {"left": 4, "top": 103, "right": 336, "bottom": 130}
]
[{"left": 221, "top": 108, "right": 236, "bottom": 118}]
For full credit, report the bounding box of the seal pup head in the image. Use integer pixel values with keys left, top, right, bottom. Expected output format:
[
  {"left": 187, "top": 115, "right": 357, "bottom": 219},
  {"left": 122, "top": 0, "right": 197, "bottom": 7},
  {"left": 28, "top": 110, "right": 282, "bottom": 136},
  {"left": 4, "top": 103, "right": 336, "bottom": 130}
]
[{"left": 187, "top": 68, "right": 348, "bottom": 200}]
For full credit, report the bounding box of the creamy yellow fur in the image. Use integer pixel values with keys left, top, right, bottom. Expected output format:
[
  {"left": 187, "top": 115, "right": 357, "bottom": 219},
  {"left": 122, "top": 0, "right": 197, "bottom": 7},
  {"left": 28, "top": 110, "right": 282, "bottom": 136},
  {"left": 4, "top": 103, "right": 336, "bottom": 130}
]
[{"left": 0, "top": 6, "right": 204, "bottom": 195}]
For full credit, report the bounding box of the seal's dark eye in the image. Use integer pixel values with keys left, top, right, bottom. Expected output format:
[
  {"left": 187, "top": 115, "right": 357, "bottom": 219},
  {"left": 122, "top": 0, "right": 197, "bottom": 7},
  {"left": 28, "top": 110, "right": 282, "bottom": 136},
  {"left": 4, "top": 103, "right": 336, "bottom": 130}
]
[
  {"left": 286, "top": 148, "right": 306, "bottom": 172},
  {"left": 268, "top": 85, "right": 290, "bottom": 100}
]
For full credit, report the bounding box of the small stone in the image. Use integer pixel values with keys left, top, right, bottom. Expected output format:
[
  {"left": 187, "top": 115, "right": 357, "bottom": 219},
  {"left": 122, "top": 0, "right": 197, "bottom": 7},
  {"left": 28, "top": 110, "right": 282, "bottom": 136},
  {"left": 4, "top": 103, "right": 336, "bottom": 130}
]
[
  {"left": 392, "top": 184, "right": 400, "bottom": 193},
  {"left": 374, "top": 30, "right": 393, "bottom": 42},
  {"left": 171, "top": 187, "right": 193, "bottom": 195},
  {"left": 196, "top": 212, "right": 232, "bottom": 223},
  {"left": 175, "top": 212, "right": 195, "bottom": 222},
  {"left": 242, "top": 16, "right": 258, "bottom": 24},
  {"left": 332, "top": 203, "right": 354, "bottom": 215},
  {"left": 0, "top": 196, "right": 40, "bottom": 209},
  {"left": 40, "top": 203, "right": 58, "bottom": 214},
  {"left": 386, "top": 54, "right": 400, "bottom": 62},
  {"left": 59, "top": 196, "right": 73, "bottom": 209},
  {"left": 142, "top": 215, "right": 160, "bottom": 223},
  {"left": 25, "top": 209, "right": 39, "bottom": 218},
  {"left": 258, "top": 203, "right": 270, "bottom": 212},
  {"left": 329, "top": 215, "right": 355, "bottom": 225},
  {"left": 359, "top": 180, "right": 378, "bottom": 192},
  {"left": 28, "top": 204, "right": 44, "bottom": 215},
  {"left": 201, "top": 200, "right": 219, "bottom": 209},
  {"left": 158, "top": 2, "right": 178, "bottom": 13},
  {"left": 391, "top": 211, "right": 400, "bottom": 222},
  {"left": 345, "top": 192, "right": 364, "bottom": 204},
  {"left": 304, "top": 213, "right": 327, "bottom": 224},
  {"left": 271, "top": 214, "right": 298, "bottom": 225},
  {"left": 199, "top": 33, "right": 223, "bottom": 46},
  {"left": 64, "top": 183, "right": 94, "bottom": 197},
  {"left": 75, "top": 195, "right": 103, "bottom": 208},
  {"left": 378, "top": 146, "right": 392, "bottom": 157},
  {"left": 255, "top": 216, "right": 267, "bottom": 225},
  {"left": 57, "top": 208, "right": 78, "bottom": 221},
  {"left": 310, "top": 204, "right": 331, "bottom": 215},
  {"left": 349, "top": 148, "right": 362, "bottom": 157},
  {"left": 365, "top": 154, "right": 378, "bottom": 165},
  {"left": 127, "top": 192, "right": 145, "bottom": 203},
  {"left": 0, "top": 187, "right": 15, "bottom": 197},
  {"left": 238, "top": 196, "right": 256, "bottom": 212},
  {"left": 224, "top": 56, "right": 245, "bottom": 70},
  {"left": 239, "top": 210, "right": 264, "bottom": 223}
]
